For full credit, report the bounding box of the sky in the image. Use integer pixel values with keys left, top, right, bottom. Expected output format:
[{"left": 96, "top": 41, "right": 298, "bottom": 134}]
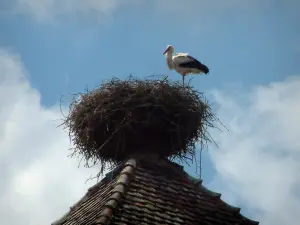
[{"left": 0, "top": 0, "right": 299, "bottom": 224}]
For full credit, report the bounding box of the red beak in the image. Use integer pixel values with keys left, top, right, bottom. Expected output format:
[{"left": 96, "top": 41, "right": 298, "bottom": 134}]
[{"left": 163, "top": 48, "right": 169, "bottom": 55}]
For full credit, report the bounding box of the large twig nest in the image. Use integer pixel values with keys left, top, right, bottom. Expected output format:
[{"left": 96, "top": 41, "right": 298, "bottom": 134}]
[{"left": 62, "top": 76, "right": 217, "bottom": 170}]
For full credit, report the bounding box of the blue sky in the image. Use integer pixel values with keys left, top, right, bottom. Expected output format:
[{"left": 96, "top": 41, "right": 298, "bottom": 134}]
[
  {"left": 0, "top": 1, "right": 300, "bottom": 225},
  {"left": 1, "top": 0, "right": 299, "bottom": 105}
]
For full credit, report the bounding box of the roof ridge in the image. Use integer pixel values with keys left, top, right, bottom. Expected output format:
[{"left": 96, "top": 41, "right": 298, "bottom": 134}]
[
  {"left": 195, "top": 181, "right": 259, "bottom": 225},
  {"left": 178, "top": 169, "right": 259, "bottom": 224},
  {"left": 51, "top": 159, "right": 137, "bottom": 225},
  {"left": 94, "top": 158, "right": 137, "bottom": 225},
  {"left": 52, "top": 181, "right": 100, "bottom": 225}
]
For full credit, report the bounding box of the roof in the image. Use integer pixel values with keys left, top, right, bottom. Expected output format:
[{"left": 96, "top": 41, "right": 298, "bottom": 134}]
[{"left": 52, "top": 153, "right": 259, "bottom": 225}]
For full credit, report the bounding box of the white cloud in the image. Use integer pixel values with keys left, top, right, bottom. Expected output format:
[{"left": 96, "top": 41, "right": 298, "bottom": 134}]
[
  {"left": 1, "top": 46, "right": 299, "bottom": 225},
  {"left": 7, "top": 0, "right": 271, "bottom": 23},
  {"left": 0, "top": 48, "right": 99, "bottom": 225},
  {"left": 13, "top": 0, "right": 135, "bottom": 22},
  {"left": 209, "top": 76, "right": 300, "bottom": 225},
  {"left": 156, "top": 0, "right": 262, "bottom": 13}
]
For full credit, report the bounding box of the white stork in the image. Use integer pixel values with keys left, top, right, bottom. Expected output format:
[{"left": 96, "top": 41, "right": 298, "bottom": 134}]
[{"left": 163, "top": 45, "right": 209, "bottom": 86}]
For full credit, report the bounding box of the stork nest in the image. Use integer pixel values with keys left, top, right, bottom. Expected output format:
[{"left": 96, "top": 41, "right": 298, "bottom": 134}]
[{"left": 62, "top": 76, "right": 217, "bottom": 171}]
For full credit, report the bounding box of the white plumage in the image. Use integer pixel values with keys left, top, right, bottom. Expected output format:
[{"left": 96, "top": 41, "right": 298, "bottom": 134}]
[{"left": 163, "top": 45, "right": 209, "bottom": 85}]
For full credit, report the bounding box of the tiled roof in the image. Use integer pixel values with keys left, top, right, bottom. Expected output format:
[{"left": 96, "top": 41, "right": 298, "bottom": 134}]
[{"left": 52, "top": 153, "right": 259, "bottom": 225}]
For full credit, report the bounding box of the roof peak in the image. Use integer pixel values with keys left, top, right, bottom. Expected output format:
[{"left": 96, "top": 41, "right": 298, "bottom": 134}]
[
  {"left": 52, "top": 155, "right": 259, "bottom": 225},
  {"left": 104, "top": 153, "right": 189, "bottom": 181}
]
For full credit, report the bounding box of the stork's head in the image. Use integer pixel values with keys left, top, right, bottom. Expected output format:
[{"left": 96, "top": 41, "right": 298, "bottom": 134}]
[{"left": 163, "top": 45, "right": 174, "bottom": 55}]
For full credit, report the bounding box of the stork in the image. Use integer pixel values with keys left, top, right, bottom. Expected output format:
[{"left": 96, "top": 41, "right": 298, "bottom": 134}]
[{"left": 163, "top": 45, "right": 209, "bottom": 86}]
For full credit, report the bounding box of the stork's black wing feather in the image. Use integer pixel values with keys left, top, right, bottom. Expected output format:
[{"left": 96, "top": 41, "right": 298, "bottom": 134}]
[{"left": 179, "top": 55, "right": 209, "bottom": 74}]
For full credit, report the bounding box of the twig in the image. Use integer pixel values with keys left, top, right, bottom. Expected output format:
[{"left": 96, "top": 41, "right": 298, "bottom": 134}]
[
  {"left": 199, "top": 148, "right": 203, "bottom": 179},
  {"left": 61, "top": 74, "right": 223, "bottom": 178}
]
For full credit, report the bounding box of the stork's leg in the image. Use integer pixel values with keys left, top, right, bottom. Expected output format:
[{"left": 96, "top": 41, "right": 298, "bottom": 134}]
[{"left": 182, "top": 73, "right": 187, "bottom": 87}]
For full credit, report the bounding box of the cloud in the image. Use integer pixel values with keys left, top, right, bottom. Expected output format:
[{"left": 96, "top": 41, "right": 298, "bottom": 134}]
[
  {"left": 1, "top": 42, "right": 299, "bottom": 225},
  {"left": 209, "top": 76, "right": 300, "bottom": 225},
  {"left": 0, "top": 48, "right": 99, "bottom": 225},
  {"left": 6, "top": 0, "right": 273, "bottom": 24},
  {"left": 156, "top": 0, "right": 262, "bottom": 13},
  {"left": 12, "top": 0, "right": 136, "bottom": 23}
]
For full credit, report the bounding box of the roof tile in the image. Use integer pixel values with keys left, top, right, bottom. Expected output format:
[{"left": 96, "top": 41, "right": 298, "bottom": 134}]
[{"left": 52, "top": 156, "right": 259, "bottom": 225}]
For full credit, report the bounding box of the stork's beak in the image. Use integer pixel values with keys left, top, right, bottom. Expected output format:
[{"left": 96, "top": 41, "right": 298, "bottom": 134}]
[{"left": 163, "top": 48, "right": 169, "bottom": 55}]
